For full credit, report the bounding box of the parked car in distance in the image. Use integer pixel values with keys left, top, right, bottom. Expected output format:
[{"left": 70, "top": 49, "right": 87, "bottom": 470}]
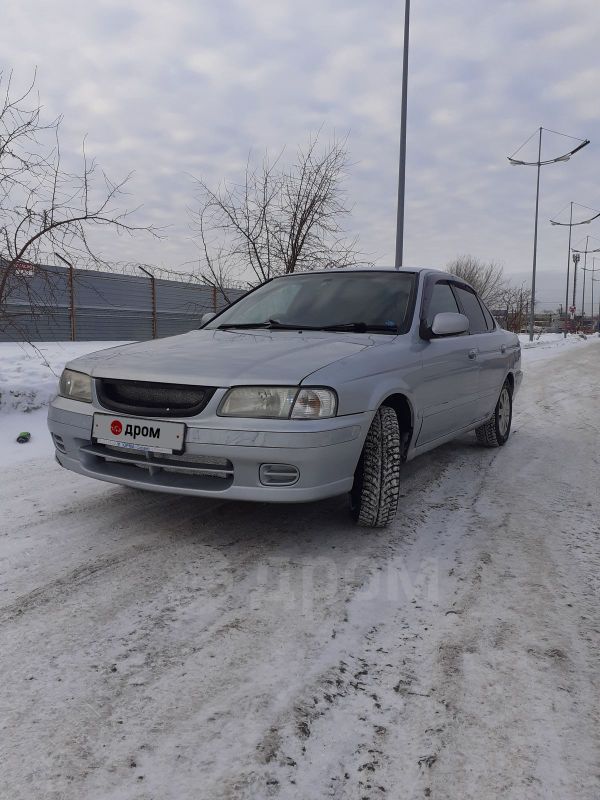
[{"left": 48, "top": 267, "right": 522, "bottom": 527}]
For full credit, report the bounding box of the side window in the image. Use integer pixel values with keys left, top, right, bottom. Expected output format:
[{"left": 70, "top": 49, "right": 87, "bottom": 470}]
[
  {"left": 480, "top": 300, "right": 496, "bottom": 331},
  {"left": 453, "top": 285, "right": 487, "bottom": 334},
  {"left": 426, "top": 281, "right": 460, "bottom": 327}
]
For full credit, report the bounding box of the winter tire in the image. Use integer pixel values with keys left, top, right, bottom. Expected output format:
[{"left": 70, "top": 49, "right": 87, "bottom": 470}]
[
  {"left": 350, "top": 405, "right": 401, "bottom": 528},
  {"left": 475, "top": 380, "right": 512, "bottom": 447}
]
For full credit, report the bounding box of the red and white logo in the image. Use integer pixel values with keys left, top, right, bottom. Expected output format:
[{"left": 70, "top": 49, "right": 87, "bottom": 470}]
[{"left": 110, "top": 420, "right": 123, "bottom": 436}]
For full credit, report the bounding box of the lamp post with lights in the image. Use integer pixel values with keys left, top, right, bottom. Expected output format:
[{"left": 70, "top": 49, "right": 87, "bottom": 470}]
[
  {"left": 593, "top": 275, "right": 600, "bottom": 332},
  {"left": 571, "top": 252, "right": 580, "bottom": 326},
  {"left": 588, "top": 259, "right": 600, "bottom": 332},
  {"left": 507, "top": 128, "right": 590, "bottom": 341},
  {"left": 549, "top": 202, "right": 600, "bottom": 337},
  {"left": 571, "top": 234, "right": 600, "bottom": 321}
]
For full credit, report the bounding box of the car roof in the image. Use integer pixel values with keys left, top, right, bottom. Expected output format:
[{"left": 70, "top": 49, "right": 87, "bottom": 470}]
[{"left": 278, "top": 266, "right": 476, "bottom": 294}]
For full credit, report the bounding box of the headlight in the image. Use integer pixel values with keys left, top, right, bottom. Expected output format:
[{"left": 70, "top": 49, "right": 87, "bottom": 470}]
[
  {"left": 219, "top": 387, "right": 297, "bottom": 418},
  {"left": 59, "top": 369, "right": 92, "bottom": 403},
  {"left": 218, "top": 386, "right": 337, "bottom": 419}
]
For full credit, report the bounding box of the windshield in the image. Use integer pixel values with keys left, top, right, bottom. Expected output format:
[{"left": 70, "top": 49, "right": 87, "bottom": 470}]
[{"left": 205, "top": 271, "right": 417, "bottom": 334}]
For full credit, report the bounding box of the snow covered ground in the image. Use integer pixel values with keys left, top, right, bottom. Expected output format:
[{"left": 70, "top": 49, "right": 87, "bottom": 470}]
[
  {"left": 0, "top": 335, "right": 599, "bottom": 800},
  {"left": 0, "top": 341, "right": 127, "bottom": 465},
  {"left": 517, "top": 331, "right": 598, "bottom": 363}
]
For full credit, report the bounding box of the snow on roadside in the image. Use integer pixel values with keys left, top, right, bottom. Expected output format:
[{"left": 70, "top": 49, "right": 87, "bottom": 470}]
[
  {"left": 0, "top": 341, "right": 127, "bottom": 465},
  {"left": 0, "top": 341, "right": 128, "bottom": 413},
  {"left": 517, "top": 331, "right": 599, "bottom": 363}
]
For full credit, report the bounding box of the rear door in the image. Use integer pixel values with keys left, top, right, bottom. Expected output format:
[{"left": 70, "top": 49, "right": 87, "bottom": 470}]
[{"left": 416, "top": 279, "right": 480, "bottom": 446}]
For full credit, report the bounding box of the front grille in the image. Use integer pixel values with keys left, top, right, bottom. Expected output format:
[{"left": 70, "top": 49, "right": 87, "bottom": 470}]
[{"left": 96, "top": 378, "right": 216, "bottom": 418}]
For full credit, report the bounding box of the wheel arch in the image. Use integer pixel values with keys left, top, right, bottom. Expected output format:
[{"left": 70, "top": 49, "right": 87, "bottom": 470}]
[{"left": 380, "top": 392, "right": 415, "bottom": 458}]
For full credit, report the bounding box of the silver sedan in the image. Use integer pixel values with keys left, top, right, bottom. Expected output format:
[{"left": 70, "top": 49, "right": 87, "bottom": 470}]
[{"left": 48, "top": 267, "right": 522, "bottom": 527}]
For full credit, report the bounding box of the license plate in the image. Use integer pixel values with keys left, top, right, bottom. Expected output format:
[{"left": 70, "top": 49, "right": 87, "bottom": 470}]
[{"left": 92, "top": 413, "right": 185, "bottom": 454}]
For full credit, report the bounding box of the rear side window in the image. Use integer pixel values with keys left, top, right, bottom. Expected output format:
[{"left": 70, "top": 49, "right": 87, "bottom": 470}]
[
  {"left": 480, "top": 300, "right": 496, "bottom": 330},
  {"left": 453, "top": 286, "right": 487, "bottom": 334},
  {"left": 426, "top": 281, "right": 460, "bottom": 327}
]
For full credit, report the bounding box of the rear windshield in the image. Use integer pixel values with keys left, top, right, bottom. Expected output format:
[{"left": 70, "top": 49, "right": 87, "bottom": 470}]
[{"left": 206, "top": 271, "right": 417, "bottom": 333}]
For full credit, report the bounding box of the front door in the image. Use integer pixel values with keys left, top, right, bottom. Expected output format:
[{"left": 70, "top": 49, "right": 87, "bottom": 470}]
[{"left": 416, "top": 280, "right": 480, "bottom": 446}]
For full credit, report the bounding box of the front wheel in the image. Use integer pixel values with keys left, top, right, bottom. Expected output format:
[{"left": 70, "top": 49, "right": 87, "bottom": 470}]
[
  {"left": 350, "top": 405, "right": 401, "bottom": 527},
  {"left": 475, "top": 380, "right": 512, "bottom": 447}
]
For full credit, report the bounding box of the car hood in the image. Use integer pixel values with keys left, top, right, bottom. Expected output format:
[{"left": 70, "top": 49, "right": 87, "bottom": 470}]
[{"left": 67, "top": 329, "right": 393, "bottom": 386}]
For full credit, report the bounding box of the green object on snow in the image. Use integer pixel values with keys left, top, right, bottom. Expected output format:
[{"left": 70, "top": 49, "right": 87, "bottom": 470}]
[{"left": 16, "top": 432, "right": 31, "bottom": 444}]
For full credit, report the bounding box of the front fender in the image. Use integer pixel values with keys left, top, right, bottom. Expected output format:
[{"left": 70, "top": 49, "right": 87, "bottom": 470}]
[{"left": 303, "top": 342, "right": 423, "bottom": 421}]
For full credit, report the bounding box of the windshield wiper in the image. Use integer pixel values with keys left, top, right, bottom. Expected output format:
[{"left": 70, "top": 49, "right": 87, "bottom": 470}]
[
  {"left": 217, "top": 321, "right": 273, "bottom": 329},
  {"left": 218, "top": 319, "right": 398, "bottom": 333},
  {"left": 217, "top": 319, "right": 304, "bottom": 330}
]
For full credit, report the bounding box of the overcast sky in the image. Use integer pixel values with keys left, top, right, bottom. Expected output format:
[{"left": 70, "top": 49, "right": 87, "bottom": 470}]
[{"left": 3, "top": 0, "right": 600, "bottom": 309}]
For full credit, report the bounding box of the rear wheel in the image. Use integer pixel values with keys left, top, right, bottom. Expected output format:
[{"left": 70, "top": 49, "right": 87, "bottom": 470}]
[
  {"left": 475, "top": 380, "right": 512, "bottom": 447},
  {"left": 350, "top": 405, "right": 401, "bottom": 527}
]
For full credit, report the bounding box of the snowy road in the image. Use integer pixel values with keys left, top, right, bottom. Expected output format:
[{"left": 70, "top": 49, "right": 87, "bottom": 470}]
[{"left": 1, "top": 341, "right": 599, "bottom": 800}]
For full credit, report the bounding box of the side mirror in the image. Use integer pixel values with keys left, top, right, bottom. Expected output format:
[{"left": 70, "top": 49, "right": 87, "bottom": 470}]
[
  {"left": 201, "top": 311, "right": 216, "bottom": 325},
  {"left": 430, "top": 312, "right": 469, "bottom": 337}
]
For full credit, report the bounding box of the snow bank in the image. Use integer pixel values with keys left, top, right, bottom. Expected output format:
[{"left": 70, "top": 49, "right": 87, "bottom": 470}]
[
  {"left": 518, "top": 331, "right": 599, "bottom": 364},
  {"left": 0, "top": 341, "right": 128, "bottom": 465},
  {"left": 0, "top": 341, "right": 127, "bottom": 414}
]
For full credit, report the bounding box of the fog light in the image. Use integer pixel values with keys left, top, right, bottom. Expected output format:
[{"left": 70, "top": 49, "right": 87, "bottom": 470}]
[
  {"left": 52, "top": 433, "right": 67, "bottom": 453},
  {"left": 259, "top": 463, "right": 300, "bottom": 486}
]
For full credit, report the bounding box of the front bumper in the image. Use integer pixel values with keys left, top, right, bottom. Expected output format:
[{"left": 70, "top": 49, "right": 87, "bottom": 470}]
[{"left": 47, "top": 399, "right": 372, "bottom": 503}]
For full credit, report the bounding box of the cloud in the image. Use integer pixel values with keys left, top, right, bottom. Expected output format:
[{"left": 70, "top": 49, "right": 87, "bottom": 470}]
[{"left": 1, "top": 0, "right": 600, "bottom": 314}]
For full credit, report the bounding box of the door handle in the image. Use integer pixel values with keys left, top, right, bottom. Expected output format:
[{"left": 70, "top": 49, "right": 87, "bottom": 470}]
[
  {"left": 468, "top": 349, "right": 478, "bottom": 359},
  {"left": 500, "top": 344, "right": 506, "bottom": 354}
]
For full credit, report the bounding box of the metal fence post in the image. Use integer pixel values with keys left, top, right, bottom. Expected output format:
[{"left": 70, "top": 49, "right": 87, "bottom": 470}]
[
  {"left": 137, "top": 266, "right": 157, "bottom": 338},
  {"left": 54, "top": 253, "right": 76, "bottom": 340}
]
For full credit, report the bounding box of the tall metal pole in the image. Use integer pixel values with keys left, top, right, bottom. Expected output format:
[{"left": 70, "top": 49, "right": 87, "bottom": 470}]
[
  {"left": 529, "top": 127, "right": 542, "bottom": 342},
  {"left": 394, "top": 0, "right": 410, "bottom": 268},
  {"left": 591, "top": 261, "right": 595, "bottom": 330},
  {"left": 564, "top": 202, "right": 573, "bottom": 338},
  {"left": 581, "top": 234, "right": 588, "bottom": 321},
  {"left": 572, "top": 252, "right": 579, "bottom": 314}
]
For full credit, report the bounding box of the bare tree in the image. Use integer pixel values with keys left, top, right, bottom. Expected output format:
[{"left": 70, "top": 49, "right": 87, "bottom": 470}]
[
  {"left": 498, "top": 282, "right": 532, "bottom": 332},
  {"left": 447, "top": 255, "right": 535, "bottom": 331},
  {"left": 446, "top": 255, "right": 508, "bottom": 309},
  {"left": 190, "top": 133, "right": 368, "bottom": 294},
  {"left": 0, "top": 70, "right": 156, "bottom": 334}
]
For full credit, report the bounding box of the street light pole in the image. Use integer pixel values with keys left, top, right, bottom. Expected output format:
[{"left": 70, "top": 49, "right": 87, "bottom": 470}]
[
  {"left": 529, "top": 127, "right": 542, "bottom": 343},
  {"left": 583, "top": 258, "right": 600, "bottom": 332},
  {"left": 394, "top": 0, "right": 410, "bottom": 268},
  {"left": 572, "top": 234, "right": 600, "bottom": 323},
  {"left": 565, "top": 203, "right": 573, "bottom": 337},
  {"left": 550, "top": 201, "right": 600, "bottom": 337},
  {"left": 572, "top": 251, "right": 580, "bottom": 313},
  {"left": 593, "top": 271, "right": 600, "bottom": 332},
  {"left": 508, "top": 128, "right": 590, "bottom": 342},
  {"left": 581, "top": 234, "right": 589, "bottom": 320}
]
